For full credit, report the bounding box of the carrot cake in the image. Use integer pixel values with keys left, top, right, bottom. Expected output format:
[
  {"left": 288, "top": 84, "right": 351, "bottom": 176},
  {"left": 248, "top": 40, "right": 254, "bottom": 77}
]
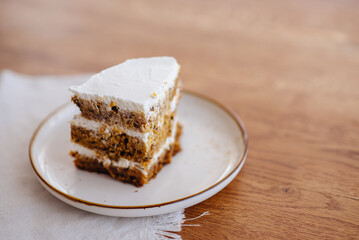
[{"left": 69, "top": 57, "right": 182, "bottom": 187}]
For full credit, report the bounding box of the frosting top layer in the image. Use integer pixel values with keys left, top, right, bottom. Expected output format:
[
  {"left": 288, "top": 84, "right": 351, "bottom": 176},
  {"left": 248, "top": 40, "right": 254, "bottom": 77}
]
[{"left": 69, "top": 56, "right": 180, "bottom": 112}]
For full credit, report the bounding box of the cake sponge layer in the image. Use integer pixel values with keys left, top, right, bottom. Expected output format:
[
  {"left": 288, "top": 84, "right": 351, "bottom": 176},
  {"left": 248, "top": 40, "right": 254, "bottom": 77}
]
[{"left": 71, "top": 146, "right": 172, "bottom": 187}]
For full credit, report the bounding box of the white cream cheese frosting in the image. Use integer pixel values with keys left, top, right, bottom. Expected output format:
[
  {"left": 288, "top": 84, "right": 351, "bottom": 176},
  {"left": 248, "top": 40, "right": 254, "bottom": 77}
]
[
  {"left": 69, "top": 57, "right": 180, "bottom": 116},
  {"left": 170, "top": 87, "right": 181, "bottom": 112}
]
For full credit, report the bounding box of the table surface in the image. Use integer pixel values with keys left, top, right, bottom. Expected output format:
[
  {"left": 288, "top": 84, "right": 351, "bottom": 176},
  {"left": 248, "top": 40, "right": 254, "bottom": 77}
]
[{"left": 1, "top": 0, "right": 359, "bottom": 239}]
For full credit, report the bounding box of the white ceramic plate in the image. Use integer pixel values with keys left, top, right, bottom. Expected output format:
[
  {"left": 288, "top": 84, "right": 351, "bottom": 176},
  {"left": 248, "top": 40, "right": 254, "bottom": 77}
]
[{"left": 29, "top": 91, "right": 247, "bottom": 217}]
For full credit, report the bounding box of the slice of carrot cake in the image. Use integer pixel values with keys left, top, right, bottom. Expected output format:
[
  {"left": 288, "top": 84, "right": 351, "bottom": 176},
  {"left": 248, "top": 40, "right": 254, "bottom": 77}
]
[{"left": 69, "top": 56, "right": 182, "bottom": 187}]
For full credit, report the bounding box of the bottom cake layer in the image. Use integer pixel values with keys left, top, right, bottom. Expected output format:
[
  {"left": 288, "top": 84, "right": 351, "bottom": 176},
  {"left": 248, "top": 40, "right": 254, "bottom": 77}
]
[{"left": 70, "top": 123, "right": 182, "bottom": 187}]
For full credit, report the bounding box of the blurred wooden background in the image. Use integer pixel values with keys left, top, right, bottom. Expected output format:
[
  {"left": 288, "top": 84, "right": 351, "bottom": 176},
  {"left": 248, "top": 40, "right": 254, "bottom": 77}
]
[{"left": 1, "top": 0, "right": 359, "bottom": 239}]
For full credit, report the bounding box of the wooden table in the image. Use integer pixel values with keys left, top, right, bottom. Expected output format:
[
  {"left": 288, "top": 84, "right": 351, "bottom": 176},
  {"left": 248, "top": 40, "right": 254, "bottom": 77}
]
[{"left": 2, "top": 0, "right": 358, "bottom": 239}]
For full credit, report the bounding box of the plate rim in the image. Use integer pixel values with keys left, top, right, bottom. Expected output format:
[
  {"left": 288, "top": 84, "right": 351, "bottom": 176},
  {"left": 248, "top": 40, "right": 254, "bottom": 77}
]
[{"left": 29, "top": 89, "right": 248, "bottom": 209}]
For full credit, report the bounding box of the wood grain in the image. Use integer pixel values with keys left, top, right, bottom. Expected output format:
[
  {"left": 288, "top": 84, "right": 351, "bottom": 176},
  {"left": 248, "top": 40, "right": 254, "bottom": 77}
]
[{"left": 1, "top": 0, "right": 359, "bottom": 239}]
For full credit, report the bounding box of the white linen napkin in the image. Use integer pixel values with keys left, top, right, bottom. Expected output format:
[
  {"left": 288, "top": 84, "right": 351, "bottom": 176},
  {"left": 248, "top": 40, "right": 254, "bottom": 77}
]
[{"left": 0, "top": 70, "right": 186, "bottom": 240}]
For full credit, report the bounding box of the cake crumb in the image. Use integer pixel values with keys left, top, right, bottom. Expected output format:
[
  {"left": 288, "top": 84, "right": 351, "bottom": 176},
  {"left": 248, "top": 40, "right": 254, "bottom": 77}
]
[{"left": 109, "top": 101, "right": 117, "bottom": 107}]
